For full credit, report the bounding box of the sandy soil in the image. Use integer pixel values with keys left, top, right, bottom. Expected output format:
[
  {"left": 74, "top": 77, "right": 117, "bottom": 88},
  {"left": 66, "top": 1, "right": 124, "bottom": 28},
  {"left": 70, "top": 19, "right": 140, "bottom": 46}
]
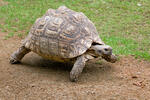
[{"left": 0, "top": 32, "right": 150, "bottom": 100}]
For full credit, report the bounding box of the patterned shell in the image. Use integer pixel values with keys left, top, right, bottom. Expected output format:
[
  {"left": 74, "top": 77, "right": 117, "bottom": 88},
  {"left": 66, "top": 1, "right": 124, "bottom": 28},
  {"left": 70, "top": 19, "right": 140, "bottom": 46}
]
[{"left": 24, "top": 6, "right": 104, "bottom": 59}]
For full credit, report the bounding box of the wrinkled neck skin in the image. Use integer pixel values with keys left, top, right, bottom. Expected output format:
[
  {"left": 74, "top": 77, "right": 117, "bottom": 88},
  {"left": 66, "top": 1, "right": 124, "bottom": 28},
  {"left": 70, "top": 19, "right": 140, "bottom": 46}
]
[
  {"left": 86, "top": 48, "right": 99, "bottom": 58},
  {"left": 84, "top": 45, "right": 102, "bottom": 62}
]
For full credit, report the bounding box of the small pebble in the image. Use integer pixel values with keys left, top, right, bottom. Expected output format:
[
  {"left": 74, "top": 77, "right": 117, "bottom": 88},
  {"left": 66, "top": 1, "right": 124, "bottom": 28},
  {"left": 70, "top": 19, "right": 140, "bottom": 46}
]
[
  {"left": 132, "top": 76, "right": 138, "bottom": 78},
  {"left": 137, "top": 3, "right": 142, "bottom": 7}
]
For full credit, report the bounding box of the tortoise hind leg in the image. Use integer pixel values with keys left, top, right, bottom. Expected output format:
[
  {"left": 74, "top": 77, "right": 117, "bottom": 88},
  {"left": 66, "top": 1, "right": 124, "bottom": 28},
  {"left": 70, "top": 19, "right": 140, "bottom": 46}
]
[{"left": 10, "top": 46, "right": 31, "bottom": 64}]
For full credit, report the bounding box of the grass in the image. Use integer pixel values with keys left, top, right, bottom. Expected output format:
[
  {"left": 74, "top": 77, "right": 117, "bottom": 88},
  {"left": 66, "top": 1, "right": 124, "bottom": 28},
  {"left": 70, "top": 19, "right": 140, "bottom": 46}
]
[{"left": 0, "top": 0, "right": 150, "bottom": 60}]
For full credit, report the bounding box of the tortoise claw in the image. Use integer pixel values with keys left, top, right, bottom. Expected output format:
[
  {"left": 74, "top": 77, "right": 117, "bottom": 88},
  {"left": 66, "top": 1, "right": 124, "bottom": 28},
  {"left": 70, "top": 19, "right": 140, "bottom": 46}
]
[
  {"left": 9, "top": 57, "right": 20, "bottom": 64},
  {"left": 70, "top": 72, "right": 78, "bottom": 82}
]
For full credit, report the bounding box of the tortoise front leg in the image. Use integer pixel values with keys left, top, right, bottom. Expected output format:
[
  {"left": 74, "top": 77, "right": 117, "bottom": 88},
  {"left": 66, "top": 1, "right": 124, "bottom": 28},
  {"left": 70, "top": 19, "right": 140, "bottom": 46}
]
[
  {"left": 70, "top": 55, "right": 89, "bottom": 82},
  {"left": 10, "top": 46, "right": 31, "bottom": 64}
]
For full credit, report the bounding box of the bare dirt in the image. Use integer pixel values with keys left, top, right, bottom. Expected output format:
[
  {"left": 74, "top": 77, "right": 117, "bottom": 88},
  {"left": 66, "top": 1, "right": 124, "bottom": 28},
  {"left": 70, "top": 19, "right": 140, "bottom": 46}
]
[{"left": 0, "top": 32, "right": 150, "bottom": 100}]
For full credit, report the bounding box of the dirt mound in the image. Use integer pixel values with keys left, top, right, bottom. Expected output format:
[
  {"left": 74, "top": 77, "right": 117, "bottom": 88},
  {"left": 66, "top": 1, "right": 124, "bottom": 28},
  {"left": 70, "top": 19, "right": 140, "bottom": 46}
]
[{"left": 0, "top": 33, "right": 150, "bottom": 100}]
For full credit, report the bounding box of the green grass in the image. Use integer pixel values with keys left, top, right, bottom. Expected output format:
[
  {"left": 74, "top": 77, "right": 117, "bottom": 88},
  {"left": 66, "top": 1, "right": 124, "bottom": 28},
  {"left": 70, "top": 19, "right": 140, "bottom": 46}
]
[{"left": 0, "top": 0, "right": 150, "bottom": 60}]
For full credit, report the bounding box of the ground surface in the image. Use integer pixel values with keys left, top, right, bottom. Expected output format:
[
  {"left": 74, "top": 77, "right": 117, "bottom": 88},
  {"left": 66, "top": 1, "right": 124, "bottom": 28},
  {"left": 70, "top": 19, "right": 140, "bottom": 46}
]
[{"left": 0, "top": 33, "right": 150, "bottom": 100}]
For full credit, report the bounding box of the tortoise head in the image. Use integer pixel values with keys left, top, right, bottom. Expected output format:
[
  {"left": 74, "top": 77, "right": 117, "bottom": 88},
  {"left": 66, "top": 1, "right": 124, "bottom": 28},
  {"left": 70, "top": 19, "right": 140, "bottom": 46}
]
[
  {"left": 92, "top": 45, "right": 112, "bottom": 56},
  {"left": 91, "top": 44, "right": 117, "bottom": 63}
]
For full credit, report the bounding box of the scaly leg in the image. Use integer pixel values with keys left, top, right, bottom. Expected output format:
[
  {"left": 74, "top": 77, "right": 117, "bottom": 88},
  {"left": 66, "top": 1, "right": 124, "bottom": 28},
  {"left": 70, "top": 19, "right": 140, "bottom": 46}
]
[
  {"left": 70, "top": 55, "right": 89, "bottom": 82},
  {"left": 10, "top": 46, "right": 31, "bottom": 64}
]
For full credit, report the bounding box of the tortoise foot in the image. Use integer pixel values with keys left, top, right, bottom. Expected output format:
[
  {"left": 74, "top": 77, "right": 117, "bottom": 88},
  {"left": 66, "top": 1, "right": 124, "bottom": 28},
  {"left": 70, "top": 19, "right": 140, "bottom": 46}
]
[{"left": 70, "top": 72, "right": 79, "bottom": 82}]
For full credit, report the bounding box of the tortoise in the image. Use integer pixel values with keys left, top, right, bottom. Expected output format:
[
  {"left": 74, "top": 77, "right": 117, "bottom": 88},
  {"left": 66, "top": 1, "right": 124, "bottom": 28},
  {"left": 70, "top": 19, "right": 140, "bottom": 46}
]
[{"left": 10, "top": 6, "right": 117, "bottom": 82}]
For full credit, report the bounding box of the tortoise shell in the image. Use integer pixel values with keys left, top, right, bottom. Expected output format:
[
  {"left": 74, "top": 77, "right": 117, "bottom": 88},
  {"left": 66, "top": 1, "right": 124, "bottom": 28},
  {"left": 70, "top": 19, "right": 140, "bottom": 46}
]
[{"left": 23, "top": 6, "right": 104, "bottom": 59}]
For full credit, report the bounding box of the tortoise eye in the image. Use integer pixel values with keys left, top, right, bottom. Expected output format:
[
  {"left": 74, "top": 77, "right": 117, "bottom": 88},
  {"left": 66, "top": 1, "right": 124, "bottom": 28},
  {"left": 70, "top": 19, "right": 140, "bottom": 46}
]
[
  {"left": 98, "top": 50, "right": 102, "bottom": 53},
  {"left": 104, "top": 48, "right": 108, "bottom": 51}
]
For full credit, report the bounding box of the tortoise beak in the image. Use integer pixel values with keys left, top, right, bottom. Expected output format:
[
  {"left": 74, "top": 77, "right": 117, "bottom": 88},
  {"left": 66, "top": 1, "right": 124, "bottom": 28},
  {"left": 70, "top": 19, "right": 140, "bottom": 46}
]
[{"left": 102, "top": 54, "right": 117, "bottom": 63}]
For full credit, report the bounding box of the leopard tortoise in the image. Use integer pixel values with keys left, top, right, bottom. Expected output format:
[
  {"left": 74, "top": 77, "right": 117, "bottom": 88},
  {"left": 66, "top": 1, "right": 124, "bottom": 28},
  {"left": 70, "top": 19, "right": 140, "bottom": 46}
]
[{"left": 10, "top": 6, "right": 117, "bottom": 82}]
